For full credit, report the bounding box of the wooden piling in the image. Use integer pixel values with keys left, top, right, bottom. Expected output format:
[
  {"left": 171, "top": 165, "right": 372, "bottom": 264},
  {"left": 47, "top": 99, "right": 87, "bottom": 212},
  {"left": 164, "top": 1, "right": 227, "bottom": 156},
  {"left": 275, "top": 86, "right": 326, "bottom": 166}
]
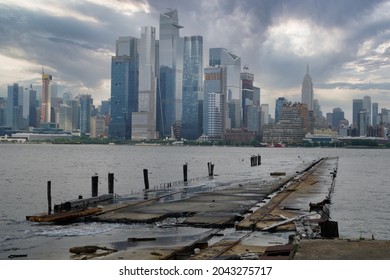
[
  {"left": 143, "top": 169, "right": 149, "bottom": 190},
  {"left": 183, "top": 164, "right": 188, "bottom": 183},
  {"left": 47, "top": 181, "right": 52, "bottom": 215},
  {"left": 92, "top": 175, "right": 99, "bottom": 197},
  {"left": 257, "top": 155, "right": 261, "bottom": 165},
  {"left": 108, "top": 173, "right": 114, "bottom": 194}
]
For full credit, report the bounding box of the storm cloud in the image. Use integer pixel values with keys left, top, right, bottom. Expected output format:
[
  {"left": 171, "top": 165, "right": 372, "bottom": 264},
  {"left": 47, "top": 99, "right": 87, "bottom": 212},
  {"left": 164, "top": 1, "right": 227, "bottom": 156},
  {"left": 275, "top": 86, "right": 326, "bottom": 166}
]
[{"left": 1, "top": 0, "right": 390, "bottom": 120}]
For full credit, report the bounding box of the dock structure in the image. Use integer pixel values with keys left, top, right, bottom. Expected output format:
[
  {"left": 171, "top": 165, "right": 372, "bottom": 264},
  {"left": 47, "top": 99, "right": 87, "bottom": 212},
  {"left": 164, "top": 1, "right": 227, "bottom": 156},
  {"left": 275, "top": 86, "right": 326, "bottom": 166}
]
[{"left": 29, "top": 157, "right": 371, "bottom": 260}]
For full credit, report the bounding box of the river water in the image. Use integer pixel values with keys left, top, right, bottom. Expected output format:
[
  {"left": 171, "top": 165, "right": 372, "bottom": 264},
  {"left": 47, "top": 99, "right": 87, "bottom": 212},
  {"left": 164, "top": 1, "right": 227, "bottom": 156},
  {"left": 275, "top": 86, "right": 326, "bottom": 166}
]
[{"left": 0, "top": 144, "right": 389, "bottom": 259}]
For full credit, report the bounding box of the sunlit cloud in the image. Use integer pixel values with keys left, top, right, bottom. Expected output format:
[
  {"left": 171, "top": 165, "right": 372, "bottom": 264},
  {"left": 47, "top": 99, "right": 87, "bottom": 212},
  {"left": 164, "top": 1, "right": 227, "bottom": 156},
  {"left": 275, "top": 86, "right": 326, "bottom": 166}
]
[{"left": 264, "top": 19, "right": 344, "bottom": 57}]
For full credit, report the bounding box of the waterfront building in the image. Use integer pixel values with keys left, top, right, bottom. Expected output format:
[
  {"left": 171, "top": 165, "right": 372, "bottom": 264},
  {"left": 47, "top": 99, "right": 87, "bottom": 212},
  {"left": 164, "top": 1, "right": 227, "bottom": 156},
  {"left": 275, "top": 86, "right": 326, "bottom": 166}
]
[
  {"left": 100, "top": 100, "right": 110, "bottom": 116},
  {"left": 263, "top": 103, "right": 312, "bottom": 145},
  {"left": 301, "top": 64, "right": 314, "bottom": 110},
  {"left": 203, "top": 66, "right": 227, "bottom": 137},
  {"left": 181, "top": 35, "right": 204, "bottom": 140},
  {"left": 132, "top": 26, "right": 159, "bottom": 140},
  {"left": 109, "top": 37, "right": 138, "bottom": 140},
  {"left": 41, "top": 70, "right": 52, "bottom": 124},
  {"left": 79, "top": 95, "right": 93, "bottom": 135},
  {"left": 352, "top": 99, "right": 363, "bottom": 126},
  {"left": 90, "top": 116, "right": 107, "bottom": 138},
  {"left": 6, "top": 83, "right": 24, "bottom": 130},
  {"left": 209, "top": 48, "right": 241, "bottom": 128},
  {"left": 157, "top": 9, "right": 184, "bottom": 138},
  {"left": 59, "top": 103, "right": 73, "bottom": 132},
  {"left": 275, "top": 97, "right": 287, "bottom": 123}
]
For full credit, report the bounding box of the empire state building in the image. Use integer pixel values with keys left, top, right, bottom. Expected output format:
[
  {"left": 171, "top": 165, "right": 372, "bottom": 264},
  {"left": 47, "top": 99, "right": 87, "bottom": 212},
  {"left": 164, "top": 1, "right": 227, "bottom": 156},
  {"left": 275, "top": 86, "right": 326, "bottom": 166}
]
[{"left": 301, "top": 64, "right": 313, "bottom": 110}]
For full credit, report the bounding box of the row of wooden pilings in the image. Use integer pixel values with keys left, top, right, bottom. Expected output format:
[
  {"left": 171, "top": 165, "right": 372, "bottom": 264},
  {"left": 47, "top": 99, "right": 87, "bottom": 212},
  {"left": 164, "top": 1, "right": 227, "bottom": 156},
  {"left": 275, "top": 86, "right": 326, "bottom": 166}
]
[
  {"left": 143, "top": 161, "right": 215, "bottom": 190},
  {"left": 250, "top": 154, "right": 262, "bottom": 167},
  {"left": 46, "top": 172, "right": 115, "bottom": 215}
]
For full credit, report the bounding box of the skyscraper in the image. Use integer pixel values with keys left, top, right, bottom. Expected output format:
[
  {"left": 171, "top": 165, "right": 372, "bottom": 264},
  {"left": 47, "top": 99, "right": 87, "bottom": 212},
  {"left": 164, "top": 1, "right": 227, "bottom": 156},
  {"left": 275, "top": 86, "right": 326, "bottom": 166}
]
[
  {"left": 275, "top": 97, "right": 287, "bottom": 123},
  {"left": 331, "top": 107, "right": 345, "bottom": 129},
  {"left": 301, "top": 64, "right": 313, "bottom": 110},
  {"left": 132, "top": 26, "right": 159, "bottom": 140},
  {"left": 41, "top": 70, "right": 52, "bottom": 124},
  {"left": 203, "top": 66, "right": 227, "bottom": 137},
  {"left": 207, "top": 92, "right": 224, "bottom": 137},
  {"left": 372, "top": 102, "right": 379, "bottom": 125},
  {"left": 352, "top": 99, "right": 363, "bottom": 126},
  {"left": 182, "top": 35, "right": 203, "bottom": 140},
  {"left": 109, "top": 37, "right": 138, "bottom": 140},
  {"left": 28, "top": 85, "right": 38, "bottom": 127},
  {"left": 80, "top": 95, "right": 93, "bottom": 135},
  {"left": 241, "top": 71, "right": 254, "bottom": 128},
  {"left": 158, "top": 9, "right": 184, "bottom": 137},
  {"left": 363, "top": 95, "right": 371, "bottom": 125},
  {"left": 209, "top": 48, "right": 241, "bottom": 128},
  {"left": 6, "top": 83, "right": 23, "bottom": 130}
]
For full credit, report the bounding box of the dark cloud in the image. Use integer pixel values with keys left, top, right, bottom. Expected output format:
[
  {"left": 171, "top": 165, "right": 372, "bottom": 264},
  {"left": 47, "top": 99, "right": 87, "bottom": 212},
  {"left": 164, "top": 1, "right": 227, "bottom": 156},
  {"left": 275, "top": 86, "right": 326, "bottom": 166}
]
[{"left": 0, "top": 0, "right": 390, "bottom": 115}]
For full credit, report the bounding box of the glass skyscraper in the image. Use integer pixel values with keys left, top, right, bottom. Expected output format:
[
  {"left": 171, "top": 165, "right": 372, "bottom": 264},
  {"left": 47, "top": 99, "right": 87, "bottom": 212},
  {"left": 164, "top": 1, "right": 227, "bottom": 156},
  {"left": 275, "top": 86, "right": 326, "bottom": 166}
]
[
  {"left": 203, "top": 66, "right": 227, "bottom": 137},
  {"left": 182, "top": 35, "right": 203, "bottom": 140},
  {"left": 109, "top": 37, "right": 138, "bottom": 140},
  {"left": 209, "top": 48, "right": 241, "bottom": 128},
  {"left": 6, "top": 83, "right": 23, "bottom": 130},
  {"left": 132, "top": 26, "right": 159, "bottom": 140},
  {"left": 158, "top": 9, "right": 184, "bottom": 138},
  {"left": 79, "top": 95, "right": 93, "bottom": 135}
]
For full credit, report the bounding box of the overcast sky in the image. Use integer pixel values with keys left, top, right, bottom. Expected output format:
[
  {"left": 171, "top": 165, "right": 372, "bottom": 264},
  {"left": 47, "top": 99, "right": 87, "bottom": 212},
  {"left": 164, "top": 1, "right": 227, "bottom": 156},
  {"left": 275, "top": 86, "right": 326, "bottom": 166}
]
[{"left": 1, "top": 0, "right": 390, "bottom": 121}]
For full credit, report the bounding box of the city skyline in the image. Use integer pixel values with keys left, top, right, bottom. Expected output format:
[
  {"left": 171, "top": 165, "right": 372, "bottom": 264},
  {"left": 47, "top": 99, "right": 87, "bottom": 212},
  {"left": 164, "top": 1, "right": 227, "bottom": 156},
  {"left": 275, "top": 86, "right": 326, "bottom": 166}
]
[{"left": 1, "top": 0, "right": 390, "bottom": 121}]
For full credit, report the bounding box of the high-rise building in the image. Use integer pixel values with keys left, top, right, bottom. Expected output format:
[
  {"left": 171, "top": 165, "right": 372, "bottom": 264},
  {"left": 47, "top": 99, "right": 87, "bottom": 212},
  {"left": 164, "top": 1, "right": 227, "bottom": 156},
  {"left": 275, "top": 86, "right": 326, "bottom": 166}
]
[
  {"left": 261, "top": 104, "right": 270, "bottom": 125},
  {"left": 209, "top": 48, "right": 241, "bottom": 128},
  {"left": 331, "top": 107, "right": 345, "bottom": 129},
  {"left": 132, "top": 26, "right": 159, "bottom": 140},
  {"left": 363, "top": 95, "right": 371, "bottom": 125},
  {"left": 109, "top": 37, "right": 138, "bottom": 140},
  {"left": 241, "top": 71, "right": 254, "bottom": 128},
  {"left": 41, "top": 70, "right": 52, "bottom": 124},
  {"left": 28, "top": 85, "right": 38, "bottom": 127},
  {"left": 158, "top": 9, "right": 184, "bottom": 137},
  {"left": 301, "top": 64, "right": 313, "bottom": 110},
  {"left": 358, "top": 110, "right": 367, "bottom": 136},
  {"left": 181, "top": 35, "right": 203, "bottom": 140},
  {"left": 6, "top": 83, "right": 24, "bottom": 130},
  {"left": 207, "top": 92, "right": 224, "bottom": 137},
  {"left": 59, "top": 103, "right": 73, "bottom": 132},
  {"left": 275, "top": 97, "right": 287, "bottom": 123},
  {"left": 352, "top": 99, "right": 363, "bottom": 126},
  {"left": 79, "top": 95, "right": 93, "bottom": 135},
  {"left": 203, "top": 66, "right": 227, "bottom": 136},
  {"left": 372, "top": 102, "right": 379, "bottom": 125}
]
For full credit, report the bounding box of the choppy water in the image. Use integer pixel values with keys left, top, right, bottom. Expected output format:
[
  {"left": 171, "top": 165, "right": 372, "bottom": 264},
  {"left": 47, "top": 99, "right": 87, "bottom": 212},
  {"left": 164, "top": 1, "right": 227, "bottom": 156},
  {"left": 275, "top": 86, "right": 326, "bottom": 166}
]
[{"left": 0, "top": 144, "right": 389, "bottom": 259}]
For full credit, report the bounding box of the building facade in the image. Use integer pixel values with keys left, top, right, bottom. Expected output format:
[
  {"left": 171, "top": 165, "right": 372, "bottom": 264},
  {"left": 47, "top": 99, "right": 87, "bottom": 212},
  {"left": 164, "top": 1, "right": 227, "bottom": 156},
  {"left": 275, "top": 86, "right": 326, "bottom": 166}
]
[
  {"left": 182, "top": 35, "right": 203, "bottom": 140},
  {"left": 132, "top": 26, "right": 159, "bottom": 140},
  {"left": 158, "top": 9, "right": 184, "bottom": 137},
  {"left": 109, "top": 37, "right": 139, "bottom": 140},
  {"left": 41, "top": 71, "right": 52, "bottom": 124}
]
